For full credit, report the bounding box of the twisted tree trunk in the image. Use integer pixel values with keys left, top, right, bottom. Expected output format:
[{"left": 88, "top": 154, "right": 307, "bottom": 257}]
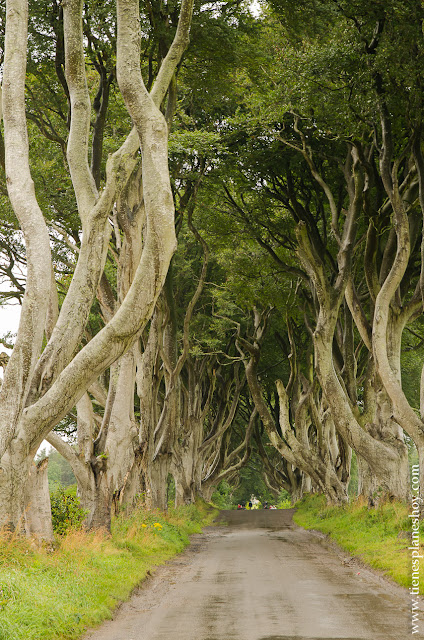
[{"left": 0, "top": 0, "right": 193, "bottom": 534}]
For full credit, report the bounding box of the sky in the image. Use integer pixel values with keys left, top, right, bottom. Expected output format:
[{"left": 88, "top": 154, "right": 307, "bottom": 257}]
[
  {"left": 0, "top": 303, "right": 21, "bottom": 328},
  {"left": 0, "top": 303, "right": 21, "bottom": 350}
]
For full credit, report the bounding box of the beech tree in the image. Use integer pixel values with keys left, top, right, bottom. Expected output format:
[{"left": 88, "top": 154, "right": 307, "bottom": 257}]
[
  {"left": 0, "top": 0, "right": 262, "bottom": 532},
  {"left": 2, "top": 0, "right": 423, "bottom": 530},
  {"left": 45, "top": 179, "right": 250, "bottom": 521},
  {"left": 279, "top": 0, "right": 424, "bottom": 503},
  {"left": 214, "top": 114, "right": 411, "bottom": 502},
  {"left": 235, "top": 309, "right": 350, "bottom": 503},
  {"left": 0, "top": 0, "right": 193, "bottom": 534},
  {"left": 199, "top": 0, "right": 424, "bottom": 505}
]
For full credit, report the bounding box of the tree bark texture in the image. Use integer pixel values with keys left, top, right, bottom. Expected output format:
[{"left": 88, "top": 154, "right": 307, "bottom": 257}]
[{"left": 0, "top": 0, "right": 194, "bottom": 533}]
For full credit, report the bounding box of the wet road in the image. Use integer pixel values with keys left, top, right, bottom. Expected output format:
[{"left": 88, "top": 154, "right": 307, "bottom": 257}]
[{"left": 84, "top": 509, "right": 413, "bottom": 640}]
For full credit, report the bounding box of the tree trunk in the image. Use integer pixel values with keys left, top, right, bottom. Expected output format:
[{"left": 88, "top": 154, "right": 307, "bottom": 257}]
[
  {"left": 357, "top": 456, "right": 383, "bottom": 505},
  {"left": 0, "top": 0, "right": 193, "bottom": 534},
  {"left": 173, "top": 414, "right": 204, "bottom": 507},
  {"left": 174, "top": 475, "right": 196, "bottom": 506},
  {"left": 298, "top": 267, "right": 409, "bottom": 503},
  {"left": 147, "top": 455, "right": 171, "bottom": 511},
  {"left": 24, "top": 458, "right": 54, "bottom": 540},
  {"left": 290, "top": 483, "right": 304, "bottom": 505},
  {"left": 199, "top": 482, "right": 215, "bottom": 503},
  {"left": 0, "top": 443, "right": 48, "bottom": 536},
  {"left": 49, "top": 346, "right": 143, "bottom": 530},
  {"left": 242, "top": 324, "right": 349, "bottom": 506},
  {"left": 302, "top": 473, "right": 312, "bottom": 495},
  {"left": 81, "top": 464, "right": 112, "bottom": 531}
]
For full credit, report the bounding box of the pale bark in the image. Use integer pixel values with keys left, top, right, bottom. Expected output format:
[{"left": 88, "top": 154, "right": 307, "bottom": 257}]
[
  {"left": 173, "top": 361, "right": 216, "bottom": 506},
  {"left": 200, "top": 410, "right": 255, "bottom": 503},
  {"left": 239, "top": 311, "right": 349, "bottom": 504},
  {"left": 46, "top": 431, "right": 101, "bottom": 528},
  {"left": 352, "top": 119, "right": 424, "bottom": 503},
  {"left": 48, "top": 165, "right": 149, "bottom": 529},
  {"left": 372, "top": 150, "right": 424, "bottom": 495},
  {"left": 24, "top": 459, "right": 54, "bottom": 541},
  {"left": 63, "top": 0, "right": 98, "bottom": 218},
  {"left": 149, "top": 0, "right": 194, "bottom": 106},
  {"left": 267, "top": 130, "right": 409, "bottom": 502},
  {"left": 0, "top": 445, "right": 34, "bottom": 533},
  {"left": 357, "top": 457, "right": 383, "bottom": 506},
  {"left": 254, "top": 420, "right": 301, "bottom": 499},
  {"left": 25, "top": 0, "right": 137, "bottom": 405},
  {"left": 0, "top": 0, "right": 52, "bottom": 457},
  {"left": 0, "top": 0, "right": 194, "bottom": 532},
  {"left": 136, "top": 310, "right": 167, "bottom": 509},
  {"left": 311, "top": 303, "right": 409, "bottom": 500},
  {"left": 76, "top": 393, "right": 95, "bottom": 463},
  {"left": 296, "top": 202, "right": 410, "bottom": 502},
  {"left": 103, "top": 348, "right": 140, "bottom": 504},
  {"left": 138, "top": 193, "right": 210, "bottom": 509}
]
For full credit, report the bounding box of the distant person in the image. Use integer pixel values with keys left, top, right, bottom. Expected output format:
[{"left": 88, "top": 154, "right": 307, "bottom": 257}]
[
  {"left": 248, "top": 500, "right": 252, "bottom": 509},
  {"left": 263, "top": 502, "right": 268, "bottom": 509},
  {"left": 251, "top": 497, "right": 260, "bottom": 508}
]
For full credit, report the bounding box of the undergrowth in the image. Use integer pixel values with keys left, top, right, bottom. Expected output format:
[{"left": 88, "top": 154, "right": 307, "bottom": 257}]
[
  {"left": 294, "top": 493, "right": 424, "bottom": 593},
  {"left": 0, "top": 499, "right": 217, "bottom": 640}
]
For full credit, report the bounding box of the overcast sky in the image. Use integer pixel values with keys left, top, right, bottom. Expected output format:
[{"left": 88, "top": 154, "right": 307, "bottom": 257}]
[{"left": 0, "top": 303, "right": 21, "bottom": 353}]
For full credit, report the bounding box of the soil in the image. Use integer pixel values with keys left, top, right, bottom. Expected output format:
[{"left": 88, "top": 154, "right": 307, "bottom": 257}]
[{"left": 83, "top": 509, "right": 418, "bottom": 640}]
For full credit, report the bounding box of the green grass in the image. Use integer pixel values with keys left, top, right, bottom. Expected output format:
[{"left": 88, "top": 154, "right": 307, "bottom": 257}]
[
  {"left": 294, "top": 493, "right": 424, "bottom": 593},
  {"left": 0, "top": 500, "right": 217, "bottom": 640}
]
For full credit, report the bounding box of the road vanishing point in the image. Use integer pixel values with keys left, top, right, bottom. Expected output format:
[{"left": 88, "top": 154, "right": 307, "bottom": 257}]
[{"left": 84, "top": 509, "right": 414, "bottom": 640}]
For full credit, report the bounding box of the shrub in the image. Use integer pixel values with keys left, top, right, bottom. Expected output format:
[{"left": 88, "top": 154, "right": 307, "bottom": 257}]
[
  {"left": 50, "top": 485, "right": 87, "bottom": 535},
  {"left": 211, "top": 481, "right": 235, "bottom": 509}
]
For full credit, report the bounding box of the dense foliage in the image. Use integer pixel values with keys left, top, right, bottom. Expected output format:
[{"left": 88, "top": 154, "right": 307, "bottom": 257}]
[{"left": 1, "top": 0, "right": 424, "bottom": 539}]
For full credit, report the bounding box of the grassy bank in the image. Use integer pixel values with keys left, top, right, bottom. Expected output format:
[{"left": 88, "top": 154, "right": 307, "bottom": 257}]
[
  {"left": 293, "top": 494, "right": 424, "bottom": 593},
  {"left": 0, "top": 500, "right": 217, "bottom": 640}
]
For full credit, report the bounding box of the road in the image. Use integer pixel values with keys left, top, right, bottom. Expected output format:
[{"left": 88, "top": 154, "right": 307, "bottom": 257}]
[{"left": 84, "top": 509, "right": 413, "bottom": 640}]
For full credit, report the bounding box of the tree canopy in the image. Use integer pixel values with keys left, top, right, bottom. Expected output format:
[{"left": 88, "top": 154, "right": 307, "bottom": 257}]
[{"left": 1, "top": 0, "right": 424, "bottom": 535}]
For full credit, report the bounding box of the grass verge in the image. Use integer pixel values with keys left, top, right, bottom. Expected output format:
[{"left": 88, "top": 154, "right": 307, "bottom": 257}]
[
  {"left": 0, "top": 500, "right": 217, "bottom": 640},
  {"left": 293, "top": 493, "right": 424, "bottom": 593}
]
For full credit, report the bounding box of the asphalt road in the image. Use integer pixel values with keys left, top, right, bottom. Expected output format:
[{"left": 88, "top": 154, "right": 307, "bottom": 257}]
[{"left": 84, "top": 509, "right": 414, "bottom": 640}]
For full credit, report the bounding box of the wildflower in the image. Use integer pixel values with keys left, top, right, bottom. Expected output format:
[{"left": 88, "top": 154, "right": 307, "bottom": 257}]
[
  {"left": 141, "top": 524, "right": 147, "bottom": 528},
  {"left": 153, "top": 522, "right": 163, "bottom": 530}
]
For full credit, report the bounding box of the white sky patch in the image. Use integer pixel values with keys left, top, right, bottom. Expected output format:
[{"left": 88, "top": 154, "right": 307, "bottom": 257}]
[
  {"left": 0, "top": 303, "right": 21, "bottom": 351},
  {"left": 249, "top": 0, "right": 262, "bottom": 17}
]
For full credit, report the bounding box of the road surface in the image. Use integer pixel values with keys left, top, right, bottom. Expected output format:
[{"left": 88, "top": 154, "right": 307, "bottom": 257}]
[{"left": 84, "top": 509, "right": 414, "bottom": 640}]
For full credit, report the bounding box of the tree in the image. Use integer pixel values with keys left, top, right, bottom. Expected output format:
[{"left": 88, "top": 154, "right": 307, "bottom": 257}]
[
  {"left": 201, "top": 0, "right": 424, "bottom": 503},
  {"left": 31, "top": 1, "right": 261, "bottom": 525},
  {"left": 0, "top": 0, "right": 193, "bottom": 534}
]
